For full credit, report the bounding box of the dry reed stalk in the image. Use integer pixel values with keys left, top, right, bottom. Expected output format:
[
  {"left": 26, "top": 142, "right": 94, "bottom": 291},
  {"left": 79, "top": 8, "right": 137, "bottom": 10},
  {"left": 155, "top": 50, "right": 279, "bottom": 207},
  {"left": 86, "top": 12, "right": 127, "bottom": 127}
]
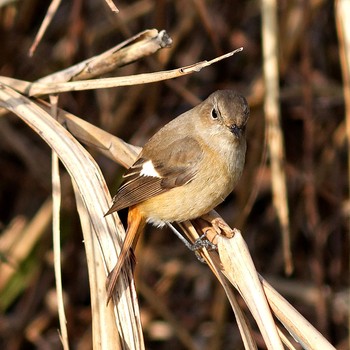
[
  {"left": 335, "top": 2, "right": 350, "bottom": 241},
  {"left": 0, "top": 49, "right": 242, "bottom": 97},
  {"left": 36, "top": 29, "right": 172, "bottom": 83},
  {"left": 335, "top": 2, "right": 350, "bottom": 348},
  {"left": 29, "top": 0, "right": 62, "bottom": 56},
  {"left": 261, "top": 0, "right": 293, "bottom": 274},
  {"left": 0, "top": 84, "right": 141, "bottom": 349},
  {"left": 52, "top": 150, "right": 69, "bottom": 350},
  {"left": 104, "top": 0, "right": 119, "bottom": 13},
  {"left": 49, "top": 95, "right": 69, "bottom": 350}
]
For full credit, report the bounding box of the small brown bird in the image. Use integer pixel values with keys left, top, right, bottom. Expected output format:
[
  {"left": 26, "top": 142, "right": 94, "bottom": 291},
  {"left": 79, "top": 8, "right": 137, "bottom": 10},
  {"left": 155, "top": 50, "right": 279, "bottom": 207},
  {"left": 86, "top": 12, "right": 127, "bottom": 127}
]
[{"left": 105, "top": 90, "right": 249, "bottom": 300}]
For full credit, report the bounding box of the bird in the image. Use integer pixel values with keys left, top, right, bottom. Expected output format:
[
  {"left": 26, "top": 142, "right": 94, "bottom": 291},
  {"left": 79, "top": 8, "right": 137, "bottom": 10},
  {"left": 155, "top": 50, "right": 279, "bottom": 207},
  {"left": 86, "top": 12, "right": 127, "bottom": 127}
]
[{"left": 105, "top": 90, "right": 249, "bottom": 301}]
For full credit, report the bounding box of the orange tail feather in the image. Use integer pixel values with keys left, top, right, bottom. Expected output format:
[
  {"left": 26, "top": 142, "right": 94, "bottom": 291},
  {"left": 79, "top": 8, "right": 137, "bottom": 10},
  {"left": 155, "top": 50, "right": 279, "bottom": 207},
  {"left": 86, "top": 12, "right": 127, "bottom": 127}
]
[{"left": 106, "top": 205, "right": 146, "bottom": 304}]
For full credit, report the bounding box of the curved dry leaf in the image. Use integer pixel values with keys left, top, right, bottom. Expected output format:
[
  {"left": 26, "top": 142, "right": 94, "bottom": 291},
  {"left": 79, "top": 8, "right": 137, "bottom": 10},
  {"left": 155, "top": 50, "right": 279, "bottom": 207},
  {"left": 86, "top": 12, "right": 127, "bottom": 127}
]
[
  {"left": 178, "top": 221, "right": 258, "bottom": 350},
  {"left": 261, "top": 278, "right": 336, "bottom": 350},
  {"left": 0, "top": 83, "right": 144, "bottom": 350},
  {"left": 217, "top": 230, "right": 284, "bottom": 350}
]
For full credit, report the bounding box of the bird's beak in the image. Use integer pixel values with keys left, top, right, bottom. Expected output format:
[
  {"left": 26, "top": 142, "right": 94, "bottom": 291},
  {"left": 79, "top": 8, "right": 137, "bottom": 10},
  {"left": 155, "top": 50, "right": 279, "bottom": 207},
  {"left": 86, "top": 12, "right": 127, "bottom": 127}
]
[{"left": 229, "top": 124, "right": 244, "bottom": 137}]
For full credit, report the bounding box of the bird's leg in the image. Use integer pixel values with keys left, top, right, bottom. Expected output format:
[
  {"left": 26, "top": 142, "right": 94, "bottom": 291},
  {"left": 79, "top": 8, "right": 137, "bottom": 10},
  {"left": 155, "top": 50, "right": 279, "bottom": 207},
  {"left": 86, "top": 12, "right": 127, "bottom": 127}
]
[
  {"left": 167, "top": 223, "right": 217, "bottom": 252},
  {"left": 190, "top": 231, "right": 218, "bottom": 251},
  {"left": 167, "top": 223, "right": 217, "bottom": 263}
]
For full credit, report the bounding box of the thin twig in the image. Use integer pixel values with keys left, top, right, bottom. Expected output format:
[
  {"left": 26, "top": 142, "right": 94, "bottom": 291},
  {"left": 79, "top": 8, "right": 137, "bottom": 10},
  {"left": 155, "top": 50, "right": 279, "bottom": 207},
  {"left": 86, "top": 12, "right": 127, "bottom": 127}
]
[
  {"left": 50, "top": 95, "right": 69, "bottom": 350},
  {"left": 29, "top": 0, "right": 62, "bottom": 57},
  {"left": 104, "top": 0, "right": 119, "bottom": 13},
  {"left": 0, "top": 48, "right": 243, "bottom": 96}
]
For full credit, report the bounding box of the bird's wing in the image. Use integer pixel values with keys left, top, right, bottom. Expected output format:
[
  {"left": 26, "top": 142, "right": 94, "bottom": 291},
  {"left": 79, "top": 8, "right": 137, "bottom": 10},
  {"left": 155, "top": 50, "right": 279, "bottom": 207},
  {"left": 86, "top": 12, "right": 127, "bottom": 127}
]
[{"left": 105, "top": 136, "right": 203, "bottom": 214}]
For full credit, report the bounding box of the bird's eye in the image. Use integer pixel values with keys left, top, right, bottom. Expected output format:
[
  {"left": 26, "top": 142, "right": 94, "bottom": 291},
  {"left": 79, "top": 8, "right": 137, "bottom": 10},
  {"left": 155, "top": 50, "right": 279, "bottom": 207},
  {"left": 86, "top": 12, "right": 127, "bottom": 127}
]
[{"left": 211, "top": 108, "right": 218, "bottom": 119}]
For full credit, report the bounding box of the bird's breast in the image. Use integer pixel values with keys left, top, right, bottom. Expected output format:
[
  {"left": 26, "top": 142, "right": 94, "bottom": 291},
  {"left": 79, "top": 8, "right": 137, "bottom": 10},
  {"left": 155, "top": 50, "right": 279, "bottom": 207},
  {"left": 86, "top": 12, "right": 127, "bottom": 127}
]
[{"left": 139, "top": 138, "right": 246, "bottom": 225}]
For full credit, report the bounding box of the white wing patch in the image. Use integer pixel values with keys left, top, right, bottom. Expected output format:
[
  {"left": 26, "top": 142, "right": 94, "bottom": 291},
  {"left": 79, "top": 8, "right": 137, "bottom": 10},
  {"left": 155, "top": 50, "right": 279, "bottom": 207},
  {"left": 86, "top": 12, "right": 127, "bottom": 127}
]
[{"left": 140, "top": 160, "right": 162, "bottom": 177}]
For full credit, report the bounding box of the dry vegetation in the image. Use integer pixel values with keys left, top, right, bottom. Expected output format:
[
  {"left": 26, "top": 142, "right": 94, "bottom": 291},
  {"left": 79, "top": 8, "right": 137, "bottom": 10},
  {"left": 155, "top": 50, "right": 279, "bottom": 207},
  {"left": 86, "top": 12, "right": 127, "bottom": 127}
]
[{"left": 0, "top": 0, "right": 349, "bottom": 349}]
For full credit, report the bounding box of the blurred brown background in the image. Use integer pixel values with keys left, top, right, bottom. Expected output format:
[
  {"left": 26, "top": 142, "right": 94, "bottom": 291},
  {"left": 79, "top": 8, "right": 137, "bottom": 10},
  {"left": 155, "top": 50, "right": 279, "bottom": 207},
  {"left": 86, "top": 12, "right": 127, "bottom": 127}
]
[{"left": 0, "top": 0, "right": 348, "bottom": 349}]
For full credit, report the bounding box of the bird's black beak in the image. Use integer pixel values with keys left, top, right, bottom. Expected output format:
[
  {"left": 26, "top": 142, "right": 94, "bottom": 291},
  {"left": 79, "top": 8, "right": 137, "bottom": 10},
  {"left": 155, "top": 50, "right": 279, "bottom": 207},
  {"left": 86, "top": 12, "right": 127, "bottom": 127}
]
[{"left": 229, "top": 124, "right": 245, "bottom": 137}]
